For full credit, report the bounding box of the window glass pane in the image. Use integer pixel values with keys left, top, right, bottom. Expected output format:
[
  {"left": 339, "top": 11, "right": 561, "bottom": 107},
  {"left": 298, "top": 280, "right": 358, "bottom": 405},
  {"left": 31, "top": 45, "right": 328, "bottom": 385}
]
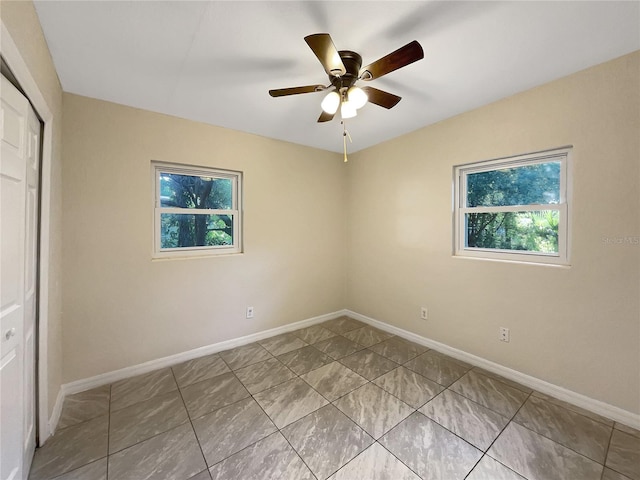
[
  {"left": 160, "top": 213, "right": 234, "bottom": 248},
  {"left": 467, "top": 161, "right": 560, "bottom": 207},
  {"left": 159, "top": 173, "right": 232, "bottom": 209},
  {"left": 465, "top": 210, "right": 559, "bottom": 253}
]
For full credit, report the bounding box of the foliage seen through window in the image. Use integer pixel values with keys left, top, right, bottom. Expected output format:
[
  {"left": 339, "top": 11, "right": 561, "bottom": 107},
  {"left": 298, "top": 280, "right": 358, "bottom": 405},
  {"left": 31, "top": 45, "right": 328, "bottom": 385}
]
[{"left": 160, "top": 174, "right": 233, "bottom": 248}]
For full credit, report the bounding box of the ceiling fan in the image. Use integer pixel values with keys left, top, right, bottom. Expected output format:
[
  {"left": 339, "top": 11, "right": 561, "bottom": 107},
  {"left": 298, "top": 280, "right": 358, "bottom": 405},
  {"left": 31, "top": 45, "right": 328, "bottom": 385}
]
[{"left": 269, "top": 33, "right": 424, "bottom": 123}]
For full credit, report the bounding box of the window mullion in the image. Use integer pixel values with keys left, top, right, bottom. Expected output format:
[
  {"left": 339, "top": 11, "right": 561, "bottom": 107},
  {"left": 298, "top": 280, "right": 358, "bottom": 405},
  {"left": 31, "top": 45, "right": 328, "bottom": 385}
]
[
  {"left": 461, "top": 204, "right": 562, "bottom": 214},
  {"left": 157, "top": 207, "right": 237, "bottom": 215}
]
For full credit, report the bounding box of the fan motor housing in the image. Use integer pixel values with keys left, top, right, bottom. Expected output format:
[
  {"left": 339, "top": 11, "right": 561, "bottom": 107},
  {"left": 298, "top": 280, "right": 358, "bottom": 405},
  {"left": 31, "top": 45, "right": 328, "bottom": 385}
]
[{"left": 330, "top": 50, "right": 362, "bottom": 90}]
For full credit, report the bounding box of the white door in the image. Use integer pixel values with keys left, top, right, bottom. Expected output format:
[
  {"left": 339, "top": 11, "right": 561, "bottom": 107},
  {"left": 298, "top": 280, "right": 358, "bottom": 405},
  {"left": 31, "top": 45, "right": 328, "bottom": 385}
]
[
  {"left": 1, "top": 74, "right": 39, "bottom": 480},
  {"left": 23, "top": 80, "right": 40, "bottom": 478}
]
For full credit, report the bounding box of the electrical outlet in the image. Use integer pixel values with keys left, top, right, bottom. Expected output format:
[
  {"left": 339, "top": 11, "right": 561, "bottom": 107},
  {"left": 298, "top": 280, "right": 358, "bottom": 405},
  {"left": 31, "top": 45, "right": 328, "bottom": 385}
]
[
  {"left": 420, "top": 307, "right": 428, "bottom": 320},
  {"left": 246, "top": 306, "right": 254, "bottom": 319},
  {"left": 499, "top": 327, "right": 510, "bottom": 342}
]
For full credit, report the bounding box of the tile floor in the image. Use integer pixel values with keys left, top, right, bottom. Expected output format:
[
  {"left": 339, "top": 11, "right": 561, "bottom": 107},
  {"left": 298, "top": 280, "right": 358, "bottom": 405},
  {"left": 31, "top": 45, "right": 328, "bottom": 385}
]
[{"left": 29, "top": 316, "right": 640, "bottom": 480}]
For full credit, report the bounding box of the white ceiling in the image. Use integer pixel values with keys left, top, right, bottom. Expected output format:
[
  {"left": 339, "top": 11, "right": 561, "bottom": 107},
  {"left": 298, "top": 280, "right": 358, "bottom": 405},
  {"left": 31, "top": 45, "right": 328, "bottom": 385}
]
[{"left": 33, "top": 1, "right": 640, "bottom": 154}]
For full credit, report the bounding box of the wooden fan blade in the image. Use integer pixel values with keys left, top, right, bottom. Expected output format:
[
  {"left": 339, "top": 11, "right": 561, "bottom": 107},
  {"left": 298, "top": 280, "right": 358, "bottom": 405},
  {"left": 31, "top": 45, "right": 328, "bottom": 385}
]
[
  {"left": 361, "top": 86, "right": 402, "bottom": 109},
  {"left": 304, "top": 33, "right": 347, "bottom": 77},
  {"left": 317, "top": 110, "right": 335, "bottom": 122},
  {"left": 269, "top": 85, "right": 326, "bottom": 97},
  {"left": 359, "top": 40, "right": 424, "bottom": 81}
]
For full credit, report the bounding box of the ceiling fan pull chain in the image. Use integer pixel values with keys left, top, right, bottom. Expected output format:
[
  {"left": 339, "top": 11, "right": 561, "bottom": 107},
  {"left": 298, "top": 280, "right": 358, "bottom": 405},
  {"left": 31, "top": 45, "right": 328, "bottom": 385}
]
[
  {"left": 343, "top": 131, "right": 348, "bottom": 163},
  {"left": 342, "top": 121, "right": 353, "bottom": 162}
]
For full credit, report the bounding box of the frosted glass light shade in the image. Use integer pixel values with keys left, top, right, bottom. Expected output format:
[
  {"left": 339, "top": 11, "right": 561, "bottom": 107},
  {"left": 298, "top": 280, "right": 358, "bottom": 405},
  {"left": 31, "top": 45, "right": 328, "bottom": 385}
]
[
  {"left": 341, "top": 101, "right": 357, "bottom": 119},
  {"left": 321, "top": 91, "right": 340, "bottom": 114},
  {"left": 347, "top": 86, "right": 368, "bottom": 109}
]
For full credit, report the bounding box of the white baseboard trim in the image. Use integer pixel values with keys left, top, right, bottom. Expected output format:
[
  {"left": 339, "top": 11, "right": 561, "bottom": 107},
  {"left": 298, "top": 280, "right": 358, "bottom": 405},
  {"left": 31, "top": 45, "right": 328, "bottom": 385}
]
[
  {"left": 59, "top": 310, "right": 346, "bottom": 402},
  {"left": 48, "top": 387, "right": 65, "bottom": 438},
  {"left": 346, "top": 309, "right": 640, "bottom": 430}
]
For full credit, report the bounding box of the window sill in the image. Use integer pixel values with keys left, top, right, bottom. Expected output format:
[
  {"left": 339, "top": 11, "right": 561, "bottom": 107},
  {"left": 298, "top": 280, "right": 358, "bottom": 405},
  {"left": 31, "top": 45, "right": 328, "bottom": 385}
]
[
  {"left": 452, "top": 254, "right": 571, "bottom": 268},
  {"left": 151, "top": 251, "right": 244, "bottom": 262}
]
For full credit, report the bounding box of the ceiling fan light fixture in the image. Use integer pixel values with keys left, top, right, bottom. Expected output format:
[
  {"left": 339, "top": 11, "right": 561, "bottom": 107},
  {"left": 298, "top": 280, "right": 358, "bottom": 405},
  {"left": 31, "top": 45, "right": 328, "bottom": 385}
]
[
  {"left": 321, "top": 91, "right": 340, "bottom": 114},
  {"left": 347, "top": 86, "right": 368, "bottom": 109},
  {"left": 341, "top": 101, "right": 357, "bottom": 119}
]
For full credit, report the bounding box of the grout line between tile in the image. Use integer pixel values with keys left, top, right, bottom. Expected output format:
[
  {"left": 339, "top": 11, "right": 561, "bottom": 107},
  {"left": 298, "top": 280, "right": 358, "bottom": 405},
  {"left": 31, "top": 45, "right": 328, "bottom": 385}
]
[
  {"left": 602, "top": 426, "right": 616, "bottom": 478},
  {"left": 375, "top": 440, "right": 424, "bottom": 480},
  {"left": 470, "top": 366, "right": 533, "bottom": 394},
  {"left": 169, "top": 367, "right": 209, "bottom": 475},
  {"left": 531, "top": 391, "right": 617, "bottom": 429},
  {"left": 483, "top": 389, "right": 533, "bottom": 454},
  {"left": 509, "top": 420, "right": 610, "bottom": 471},
  {"left": 277, "top": 427, "right": 319, "bottom": 479},
  {"left": 446, "top": 370, "right": 530, "bottom": 419},
  {"left": 243, "top": 366, "right": 319, "bottom": 479},
  {"left": 248, "top": 333, "right": 381, "bottom": 478},
  {"left": 510, "top": 399, "right": 613, "bottom": 466},
  {"left": 481, "top": 387, "right": 614, "bottom": 476},
  {"left": 462, "top": 454, "right": 485, "bottom": 480},
  {"left": 106, "top": 383, "right": 111, "bottom": 479}
]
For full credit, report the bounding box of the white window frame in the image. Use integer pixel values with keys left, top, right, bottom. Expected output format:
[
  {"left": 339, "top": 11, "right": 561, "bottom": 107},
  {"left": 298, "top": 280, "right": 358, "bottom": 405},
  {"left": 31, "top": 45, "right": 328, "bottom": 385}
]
[
  {"left": 152, "top": 162, "right": 242, "bottom": 258},
  {"left": 453, "top": 147, "right": 571, "bottom": 266}
]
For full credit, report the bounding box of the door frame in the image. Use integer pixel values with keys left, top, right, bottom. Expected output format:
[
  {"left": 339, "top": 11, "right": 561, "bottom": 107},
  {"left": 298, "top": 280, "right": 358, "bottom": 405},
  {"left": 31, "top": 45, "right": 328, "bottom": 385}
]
[{"left": 1, "top": 20, "right": 55, "bottom": 445}]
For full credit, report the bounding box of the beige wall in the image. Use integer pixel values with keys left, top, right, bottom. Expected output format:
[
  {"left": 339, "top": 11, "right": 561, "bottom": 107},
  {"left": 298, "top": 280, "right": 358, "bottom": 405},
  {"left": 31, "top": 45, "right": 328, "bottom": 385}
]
[
  {"left": 1, "top": 0, "right": 64, "bottom": 418},
  {"left": 346, "top": 51, "right": 640, "bottom": 414},
  {"left": 61, "top": 94, "right": 346, "bottom": 382}
]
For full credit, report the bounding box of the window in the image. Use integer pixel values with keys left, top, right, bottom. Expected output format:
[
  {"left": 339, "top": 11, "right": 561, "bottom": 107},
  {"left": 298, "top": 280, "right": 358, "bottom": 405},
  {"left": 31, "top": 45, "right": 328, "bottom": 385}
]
[
  {"left": 152, "top": 162, "right": 242, "bottom": 257},
  {"left": 454, "top": 147, "right": 570, "bottom": 265}
]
